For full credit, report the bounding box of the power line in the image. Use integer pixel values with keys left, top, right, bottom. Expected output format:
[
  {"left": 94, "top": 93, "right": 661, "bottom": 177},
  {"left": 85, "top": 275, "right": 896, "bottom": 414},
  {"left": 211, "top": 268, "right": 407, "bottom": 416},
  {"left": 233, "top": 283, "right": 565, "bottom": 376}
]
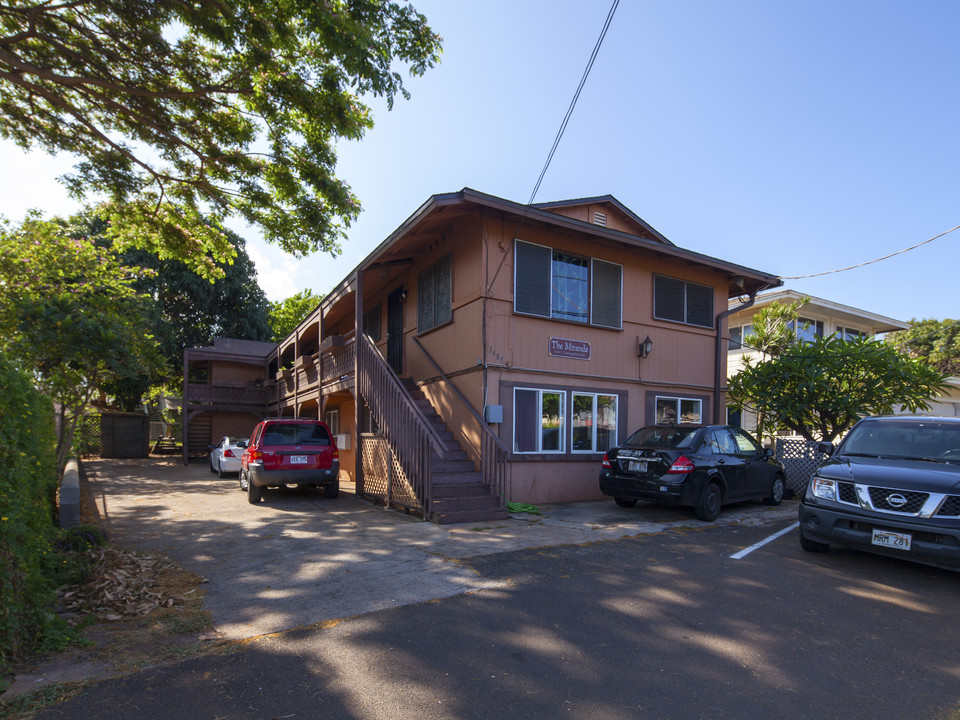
[
  {"left": 526, "top": 0, "right": 621, "bottom": 207},
  {"left": 781, "top": 223, "right": 960, "bottom": 280}
]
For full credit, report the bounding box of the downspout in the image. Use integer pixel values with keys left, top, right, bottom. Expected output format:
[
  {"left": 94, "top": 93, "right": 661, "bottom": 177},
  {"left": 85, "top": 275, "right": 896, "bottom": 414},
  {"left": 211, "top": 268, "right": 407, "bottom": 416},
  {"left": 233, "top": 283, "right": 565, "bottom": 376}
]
[{"left": 714, "top": 289, "right": 757, "bottom": 424}]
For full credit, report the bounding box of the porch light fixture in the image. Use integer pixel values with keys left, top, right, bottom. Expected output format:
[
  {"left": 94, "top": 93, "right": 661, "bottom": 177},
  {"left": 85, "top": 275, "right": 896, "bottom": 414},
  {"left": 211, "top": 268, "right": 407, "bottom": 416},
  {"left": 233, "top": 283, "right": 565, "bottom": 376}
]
[
  {"left": 639, "top": 336, "right": 653, "bottom": 359},
  {"left": 399, "top": 289, "right": 408, "bottom": 303}
]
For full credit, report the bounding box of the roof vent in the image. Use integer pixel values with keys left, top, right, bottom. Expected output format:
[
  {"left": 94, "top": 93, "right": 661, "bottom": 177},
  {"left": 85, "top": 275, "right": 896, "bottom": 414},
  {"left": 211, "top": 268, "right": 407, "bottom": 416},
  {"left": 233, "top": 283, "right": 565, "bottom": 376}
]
[{"left": 593, "top": 211, "right": 607, "bottom": 227}]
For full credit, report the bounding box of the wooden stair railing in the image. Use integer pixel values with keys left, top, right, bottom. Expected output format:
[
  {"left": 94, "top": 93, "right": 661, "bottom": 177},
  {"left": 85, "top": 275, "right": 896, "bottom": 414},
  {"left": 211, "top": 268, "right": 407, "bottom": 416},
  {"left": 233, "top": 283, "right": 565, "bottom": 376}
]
[
  {"left": 356, "top": 333, "right": 448, "bottom": 517},
  {"left": 412, "top": 337, "right": 508, "bottom": 510}
]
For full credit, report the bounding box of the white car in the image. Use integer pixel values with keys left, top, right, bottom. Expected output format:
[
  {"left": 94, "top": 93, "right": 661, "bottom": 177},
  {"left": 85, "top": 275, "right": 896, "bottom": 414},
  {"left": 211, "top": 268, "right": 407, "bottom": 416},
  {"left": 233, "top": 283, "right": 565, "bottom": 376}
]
[{"left": 209, "top": 436, "right": 247, "bottom": 478}]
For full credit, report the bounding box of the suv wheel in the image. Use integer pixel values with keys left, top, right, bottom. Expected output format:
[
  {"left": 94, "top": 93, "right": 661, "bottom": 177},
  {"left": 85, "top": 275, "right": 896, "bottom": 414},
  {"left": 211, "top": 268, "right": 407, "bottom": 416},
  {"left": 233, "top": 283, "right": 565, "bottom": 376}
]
[
  {"left": 324, "top": 481, "right": 340, "bottom": 499},
  {"left": 239, "top": 469, "right": 248, "bottom": 492},
  {"left": 247, "top": 476, "right": 263, "bottom": 504},
  {"left": 799, "top": 527, "right": 829, "bottom": 553}
]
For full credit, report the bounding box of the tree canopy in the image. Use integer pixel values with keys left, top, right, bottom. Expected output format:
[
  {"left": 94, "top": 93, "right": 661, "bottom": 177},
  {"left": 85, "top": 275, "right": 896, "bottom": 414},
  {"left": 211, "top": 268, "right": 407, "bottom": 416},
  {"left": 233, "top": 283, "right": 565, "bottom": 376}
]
[
  {"left": 269, "top": 289, "right": 323, "bottom": 343},
  {"left": 729, "top": 330, "right": 948, "bottom": 443},
  {"left": 888, "top": 318, "right": 960, "bottom": 377},
  {"left": 0, "top": 212, "right": 165, "bottom": 468},
  {"left": 0, "top": 1, "right": 442, "bottom": 277}
]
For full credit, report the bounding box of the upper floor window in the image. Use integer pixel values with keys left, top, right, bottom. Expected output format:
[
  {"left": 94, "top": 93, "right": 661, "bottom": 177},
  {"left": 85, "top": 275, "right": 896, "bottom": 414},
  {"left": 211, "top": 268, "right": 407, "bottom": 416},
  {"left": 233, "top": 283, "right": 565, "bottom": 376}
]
[
  {"left": 418, "top": 256, "right": 452, "bottom": 333},
  {"left": 728, "top": 324, "right": 755, "bottom": 351},
  {"left": 514, "top": 241, "right": 622, "bottom": 329},
  {"left": 838, "top": 326, "right": 866, "bottom": 340},
  {"left": 653, "top": 275, "right": 714, "bottom": 328},
  {"left": 789, "top": 316, "right": 824, "bottom": 344}
]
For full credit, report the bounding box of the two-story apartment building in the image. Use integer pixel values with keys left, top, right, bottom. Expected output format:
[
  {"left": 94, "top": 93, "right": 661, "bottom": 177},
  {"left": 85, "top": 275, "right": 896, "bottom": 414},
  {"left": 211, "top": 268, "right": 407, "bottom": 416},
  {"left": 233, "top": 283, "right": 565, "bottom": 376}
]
[{"left": 183, "top": 188, "right": 781, "bottom": 523}]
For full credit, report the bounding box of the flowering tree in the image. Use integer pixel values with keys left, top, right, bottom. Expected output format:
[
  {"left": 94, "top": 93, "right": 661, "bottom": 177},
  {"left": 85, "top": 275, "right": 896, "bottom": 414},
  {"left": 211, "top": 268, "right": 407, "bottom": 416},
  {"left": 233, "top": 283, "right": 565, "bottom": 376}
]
[{"left": 0, "top": 213, "right": 165, "bottom": 469}]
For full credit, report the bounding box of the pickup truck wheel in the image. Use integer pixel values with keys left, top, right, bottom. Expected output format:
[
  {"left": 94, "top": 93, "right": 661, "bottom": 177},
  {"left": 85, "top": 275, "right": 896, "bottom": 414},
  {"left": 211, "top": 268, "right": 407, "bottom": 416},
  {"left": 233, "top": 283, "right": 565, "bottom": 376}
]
[
  {"left": 614, "top": 497, "right": 638, "bottom": 508},
  {"left": 247, "top": 476, "right": 263, "bottom": 504},
  {"left": 799, "top": 527, "right": 829, "bottom": 553},
  {"left": 764, "top": 475, "right": 785, "bottom": 506},
  {"left": 324, "top": 481, "right": 339, "bottom": 499},
  {"left": 694, "top": 482, "right": 722, "bottom": 522}
]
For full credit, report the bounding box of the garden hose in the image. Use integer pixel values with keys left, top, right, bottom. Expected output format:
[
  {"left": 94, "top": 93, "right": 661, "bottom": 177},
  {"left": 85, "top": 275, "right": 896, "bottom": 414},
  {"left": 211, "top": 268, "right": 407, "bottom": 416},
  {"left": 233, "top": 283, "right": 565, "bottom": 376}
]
[{"left": 507, "top": 502, "right": 541, "bottom": 515}]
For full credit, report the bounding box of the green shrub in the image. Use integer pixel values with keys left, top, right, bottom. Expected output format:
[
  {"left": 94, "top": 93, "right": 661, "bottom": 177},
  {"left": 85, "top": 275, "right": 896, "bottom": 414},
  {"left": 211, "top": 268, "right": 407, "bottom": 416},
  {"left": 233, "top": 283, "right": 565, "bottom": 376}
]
[{"left": 0, "top": 353, "right": 59, "bottom": 672}]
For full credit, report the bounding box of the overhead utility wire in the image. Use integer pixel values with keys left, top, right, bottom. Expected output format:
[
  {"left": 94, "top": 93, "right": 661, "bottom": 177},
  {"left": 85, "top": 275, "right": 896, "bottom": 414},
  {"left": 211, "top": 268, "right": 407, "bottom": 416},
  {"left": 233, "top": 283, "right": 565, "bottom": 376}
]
[
  {"left": 781, "top": 223, "right": 960, "bottom": 279},
  {"left": 486, "top": 0, "right": 620, "bottom": 295},
  {"left": 526, "top": 0, "right": 621, "bottom": 207}
]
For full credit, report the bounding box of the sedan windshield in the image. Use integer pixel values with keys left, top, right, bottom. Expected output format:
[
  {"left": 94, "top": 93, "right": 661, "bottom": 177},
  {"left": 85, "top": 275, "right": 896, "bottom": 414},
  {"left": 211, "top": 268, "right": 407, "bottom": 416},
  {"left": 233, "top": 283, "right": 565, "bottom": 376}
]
[
  {"left": 842, "top": 420, "right": 960, "bottom": 461},
  {"left": 623, "top": 426, "right": 699, "bottom": 449}
]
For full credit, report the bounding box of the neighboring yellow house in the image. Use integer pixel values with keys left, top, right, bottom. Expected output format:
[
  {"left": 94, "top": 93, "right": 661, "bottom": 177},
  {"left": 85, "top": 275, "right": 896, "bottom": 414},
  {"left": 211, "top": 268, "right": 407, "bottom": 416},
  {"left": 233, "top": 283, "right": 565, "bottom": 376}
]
[{"left": 725, "top": 289, "right": 910, "bottom": 435}]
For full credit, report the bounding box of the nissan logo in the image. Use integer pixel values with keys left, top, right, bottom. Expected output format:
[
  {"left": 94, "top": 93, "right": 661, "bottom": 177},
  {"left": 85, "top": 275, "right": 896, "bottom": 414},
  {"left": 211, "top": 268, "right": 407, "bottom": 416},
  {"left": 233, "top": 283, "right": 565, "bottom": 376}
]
[{"left": 887, "top": 493, "right": 908, "bottom": 508}]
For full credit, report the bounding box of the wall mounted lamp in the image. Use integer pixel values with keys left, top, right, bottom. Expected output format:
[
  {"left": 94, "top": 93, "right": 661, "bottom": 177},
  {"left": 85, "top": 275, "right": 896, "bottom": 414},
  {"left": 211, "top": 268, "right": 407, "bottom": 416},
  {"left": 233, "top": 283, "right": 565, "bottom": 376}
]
[
  {"left": 638, "top": 335, "right": 653, "bottom": 359},
  {"left": 399, "top": 288, "right": 408, "bottom": 303}
]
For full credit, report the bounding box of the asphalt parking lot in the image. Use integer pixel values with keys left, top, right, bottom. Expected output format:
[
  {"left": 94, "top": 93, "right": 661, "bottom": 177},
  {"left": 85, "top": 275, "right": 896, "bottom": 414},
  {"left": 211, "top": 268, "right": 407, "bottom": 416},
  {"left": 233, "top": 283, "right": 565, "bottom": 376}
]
[{"left": 16, "top": 458, "right": 960, "bottom": 719}]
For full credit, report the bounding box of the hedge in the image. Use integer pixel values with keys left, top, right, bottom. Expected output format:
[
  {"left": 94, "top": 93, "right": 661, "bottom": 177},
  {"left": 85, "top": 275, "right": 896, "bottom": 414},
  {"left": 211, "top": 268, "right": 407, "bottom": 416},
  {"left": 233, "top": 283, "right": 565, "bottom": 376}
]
[{"left": 0, "top": 353, "right": 59, "bottom": 671}]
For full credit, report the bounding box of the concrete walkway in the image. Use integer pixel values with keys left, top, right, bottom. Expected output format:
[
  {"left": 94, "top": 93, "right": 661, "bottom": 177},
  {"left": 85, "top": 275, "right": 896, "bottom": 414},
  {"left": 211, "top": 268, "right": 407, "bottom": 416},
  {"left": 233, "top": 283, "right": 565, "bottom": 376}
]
[{"left": 83, "top": 457, "right": 797, "bottom": 641}]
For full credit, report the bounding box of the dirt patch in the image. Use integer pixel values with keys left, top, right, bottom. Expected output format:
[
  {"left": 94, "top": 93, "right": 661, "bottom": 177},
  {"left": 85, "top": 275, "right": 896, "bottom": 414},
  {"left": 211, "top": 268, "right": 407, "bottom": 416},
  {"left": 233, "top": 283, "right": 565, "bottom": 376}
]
[{"left": 1, "top": 466, "right": 226, "bottom": 712}]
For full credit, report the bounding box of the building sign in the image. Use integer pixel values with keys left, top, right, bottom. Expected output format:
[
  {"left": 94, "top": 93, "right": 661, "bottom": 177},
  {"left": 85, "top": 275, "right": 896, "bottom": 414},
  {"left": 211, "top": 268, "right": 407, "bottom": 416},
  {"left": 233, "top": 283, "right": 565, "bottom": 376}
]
[{"left": 549, "top": 337, "right": 591, "bottom": 360}]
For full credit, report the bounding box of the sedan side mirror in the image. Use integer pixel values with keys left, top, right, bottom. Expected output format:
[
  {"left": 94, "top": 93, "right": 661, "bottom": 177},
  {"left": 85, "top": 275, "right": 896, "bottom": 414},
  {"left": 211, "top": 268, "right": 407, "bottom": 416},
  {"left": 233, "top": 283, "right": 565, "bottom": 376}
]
[
  {"left": 236, "top": 440, "right": 247, "bottom": 448},
  {"left": 817, "top": 441, "right": 834, "bottom": 455},
  {"left": 763, "top": 447, "right": 775, "bottom": 459}
]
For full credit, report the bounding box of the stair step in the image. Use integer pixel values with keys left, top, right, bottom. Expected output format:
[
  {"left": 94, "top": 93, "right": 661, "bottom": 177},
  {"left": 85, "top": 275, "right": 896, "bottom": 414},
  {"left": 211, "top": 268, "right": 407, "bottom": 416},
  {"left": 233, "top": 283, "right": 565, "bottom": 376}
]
[
  {"left": 432, "top": 481, "right": 490, "bottom": 497},
  {"left": 431, "top": 495, "right": 503, "bottom": 512},
  {"left": 432, "top": 471, "right": 482, "bottom": 484},
  {"left": 430, "top": 507, "right": 510, "bottom": 525},
  {"left": 433, "top": 460, "right": 475, "bottom": 473}
]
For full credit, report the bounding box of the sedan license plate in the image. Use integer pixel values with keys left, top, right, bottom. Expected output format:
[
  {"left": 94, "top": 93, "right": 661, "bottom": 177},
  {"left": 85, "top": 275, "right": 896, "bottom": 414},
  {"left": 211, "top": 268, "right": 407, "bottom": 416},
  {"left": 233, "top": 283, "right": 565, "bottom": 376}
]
[
  {"left": 290, "top": 455, "right": 308, "bottom": 464},
  {"left": 871, "top": 528, "right": 912, "bottom": 551},
  {"left": 628, "top": 460, "right": 647, "bottom": 473}
]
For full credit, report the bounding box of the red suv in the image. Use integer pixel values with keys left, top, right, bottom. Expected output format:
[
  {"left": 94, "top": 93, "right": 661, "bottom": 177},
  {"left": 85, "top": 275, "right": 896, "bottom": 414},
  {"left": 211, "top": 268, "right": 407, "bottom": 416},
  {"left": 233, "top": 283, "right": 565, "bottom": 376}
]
[{"left": 240, "top": 418, "right": 340, "bottom": 504}]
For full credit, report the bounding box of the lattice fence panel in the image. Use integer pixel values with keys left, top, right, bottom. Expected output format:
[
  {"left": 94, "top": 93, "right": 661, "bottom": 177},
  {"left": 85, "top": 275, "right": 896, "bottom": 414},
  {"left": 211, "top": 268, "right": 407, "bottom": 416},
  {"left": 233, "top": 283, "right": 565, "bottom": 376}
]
[
  {"left": 100, "top": 413, "right": 150, "bottom": 458},
  {"left": 775, "top": 437, "right": 825, "bottom": 495},
  {"left": 360, "top": 434, "right": 422, "bottom": 512}
]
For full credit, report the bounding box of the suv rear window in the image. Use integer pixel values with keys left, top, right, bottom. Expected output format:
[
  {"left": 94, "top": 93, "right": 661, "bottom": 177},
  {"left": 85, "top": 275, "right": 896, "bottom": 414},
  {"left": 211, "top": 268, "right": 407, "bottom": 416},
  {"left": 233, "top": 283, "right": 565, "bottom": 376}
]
[{"left": 261, "top": 423, "right": 331, "bottom": 446}]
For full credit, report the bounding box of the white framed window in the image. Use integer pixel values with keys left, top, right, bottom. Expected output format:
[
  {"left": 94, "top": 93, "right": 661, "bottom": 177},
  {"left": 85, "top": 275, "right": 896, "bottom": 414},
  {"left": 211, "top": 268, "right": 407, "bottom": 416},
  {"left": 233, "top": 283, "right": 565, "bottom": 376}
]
[
  {"left": 788, "top": 317, "right": 824, "bottom": 344},
  {"left": 838, "top": 326, "right": 865, "bottom": 340},
  {"left": 655, "top": 396, "right": 702, "bottom": 425},
  {"left": 572, "top": 393, "right": 618, "bottom": 453},
  {"left": 728, "top": 324, "right": 755, "bottom": 351},
  {"left": 325, "top": 409, "right": 340, "bottom": 436},
  {"left": 513, "top": 387, "right": 565, "bottom": 453},
  {"left": 514, "top": 240, "right": 622, "bottom": 329}
]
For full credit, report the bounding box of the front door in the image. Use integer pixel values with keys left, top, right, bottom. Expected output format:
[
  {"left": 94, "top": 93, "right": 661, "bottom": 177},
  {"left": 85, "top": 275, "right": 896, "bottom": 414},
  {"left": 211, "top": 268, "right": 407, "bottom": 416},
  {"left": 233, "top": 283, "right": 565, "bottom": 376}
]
[{"left": 387, "top": 287, "right": 404, "bottom": 375}]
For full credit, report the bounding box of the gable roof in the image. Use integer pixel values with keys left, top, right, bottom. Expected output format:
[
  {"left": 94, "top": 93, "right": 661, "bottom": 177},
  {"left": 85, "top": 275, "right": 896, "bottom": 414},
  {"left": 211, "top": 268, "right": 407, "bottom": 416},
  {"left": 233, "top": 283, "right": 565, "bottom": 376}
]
[
  {"left": 728, "top": 289, "right": 909, "bottom": 333},
  {"left": 532, "top": 195, "right": 675, "bottom": 246}
]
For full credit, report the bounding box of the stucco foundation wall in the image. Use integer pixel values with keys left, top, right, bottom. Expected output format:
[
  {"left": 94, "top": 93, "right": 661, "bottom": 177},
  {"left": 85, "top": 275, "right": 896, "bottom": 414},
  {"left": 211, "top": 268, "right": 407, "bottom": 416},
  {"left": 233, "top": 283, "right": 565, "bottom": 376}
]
[{"left": 508, "top": 461, "right": 604, "bottom": 504}]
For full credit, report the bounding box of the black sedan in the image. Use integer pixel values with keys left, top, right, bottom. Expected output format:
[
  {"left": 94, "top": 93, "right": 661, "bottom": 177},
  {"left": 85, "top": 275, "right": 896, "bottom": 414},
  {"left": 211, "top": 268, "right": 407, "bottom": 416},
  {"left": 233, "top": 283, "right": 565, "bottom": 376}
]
[
  {"left": 599, "top": 424, "right": 786, "bottom": 521},
  {"left": 799, "top": 415, "right": 960, "bottom": 571}
]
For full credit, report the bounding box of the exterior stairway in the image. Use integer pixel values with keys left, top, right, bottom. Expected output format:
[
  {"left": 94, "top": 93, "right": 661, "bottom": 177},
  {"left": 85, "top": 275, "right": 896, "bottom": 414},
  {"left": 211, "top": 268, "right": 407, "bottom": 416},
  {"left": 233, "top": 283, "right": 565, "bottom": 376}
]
[{"left": 401, "top": 379, "right": 508, "bottom": 525}]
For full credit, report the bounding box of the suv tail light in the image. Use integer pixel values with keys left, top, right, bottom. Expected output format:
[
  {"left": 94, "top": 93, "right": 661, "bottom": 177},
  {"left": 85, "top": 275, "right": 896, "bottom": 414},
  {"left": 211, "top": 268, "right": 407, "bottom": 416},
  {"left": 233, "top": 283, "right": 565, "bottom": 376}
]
[
  {"left": 601, "top": 452, "right": 611, "bottom": 468},
  {"left": 248, "top": 448, "right": 263, "bottom": 461},
  {"left": 667, "top": 455, "right": 695, "bottom": 474}
]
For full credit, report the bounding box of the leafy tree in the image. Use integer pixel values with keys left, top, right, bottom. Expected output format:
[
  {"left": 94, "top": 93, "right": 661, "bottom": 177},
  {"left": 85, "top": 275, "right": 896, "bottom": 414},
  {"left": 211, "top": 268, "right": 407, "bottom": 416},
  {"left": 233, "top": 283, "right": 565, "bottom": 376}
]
[
  {"left": 0, "top": 1, "right": 442, "bottom": 277},
  {"left": 729, "top": 334, "right": 948, "bottom": 443},
  {"left": 744, "top": 297, "right": 808, "bottom": 357},
  {"left": 887, "top": 319, "right": 960, "bottom": 376},
  {"left": 0, "top": 212, "right": 166, "bottom": 469},
  {"left": 269, "top": 289, "right": 323, "bottom": 342}
]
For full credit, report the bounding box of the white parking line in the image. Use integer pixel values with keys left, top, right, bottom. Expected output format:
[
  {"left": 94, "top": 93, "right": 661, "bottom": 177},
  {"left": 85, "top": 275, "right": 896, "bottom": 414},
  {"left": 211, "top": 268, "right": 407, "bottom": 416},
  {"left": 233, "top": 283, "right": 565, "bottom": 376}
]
[{"left": 730, "top": 522, "right": 800, "bottom": 559}]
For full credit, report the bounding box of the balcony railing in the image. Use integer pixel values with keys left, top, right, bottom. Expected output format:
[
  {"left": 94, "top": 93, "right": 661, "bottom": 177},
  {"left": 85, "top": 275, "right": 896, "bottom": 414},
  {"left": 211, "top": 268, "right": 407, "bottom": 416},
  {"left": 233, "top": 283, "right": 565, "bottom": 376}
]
[{"left": 186, "top": 383, "right": 273, "bottom": 407}]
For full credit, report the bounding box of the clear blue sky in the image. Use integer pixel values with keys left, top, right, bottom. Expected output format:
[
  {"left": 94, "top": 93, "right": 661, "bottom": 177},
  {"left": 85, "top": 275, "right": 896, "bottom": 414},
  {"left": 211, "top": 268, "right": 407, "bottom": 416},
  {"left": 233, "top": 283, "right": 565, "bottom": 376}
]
[{"left": 1, "top": 0, "right": 957, "bottom": 322}]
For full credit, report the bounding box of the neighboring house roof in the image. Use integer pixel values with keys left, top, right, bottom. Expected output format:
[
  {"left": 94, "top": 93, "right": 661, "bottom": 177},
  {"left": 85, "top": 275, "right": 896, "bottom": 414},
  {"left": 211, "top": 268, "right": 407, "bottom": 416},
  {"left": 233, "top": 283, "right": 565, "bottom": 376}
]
[
  {"left": 185, "top": 337, "right": 276, "bottom": 363},
  {"left": 728, "top": 289, "right": 909, "bottom": 334}
]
